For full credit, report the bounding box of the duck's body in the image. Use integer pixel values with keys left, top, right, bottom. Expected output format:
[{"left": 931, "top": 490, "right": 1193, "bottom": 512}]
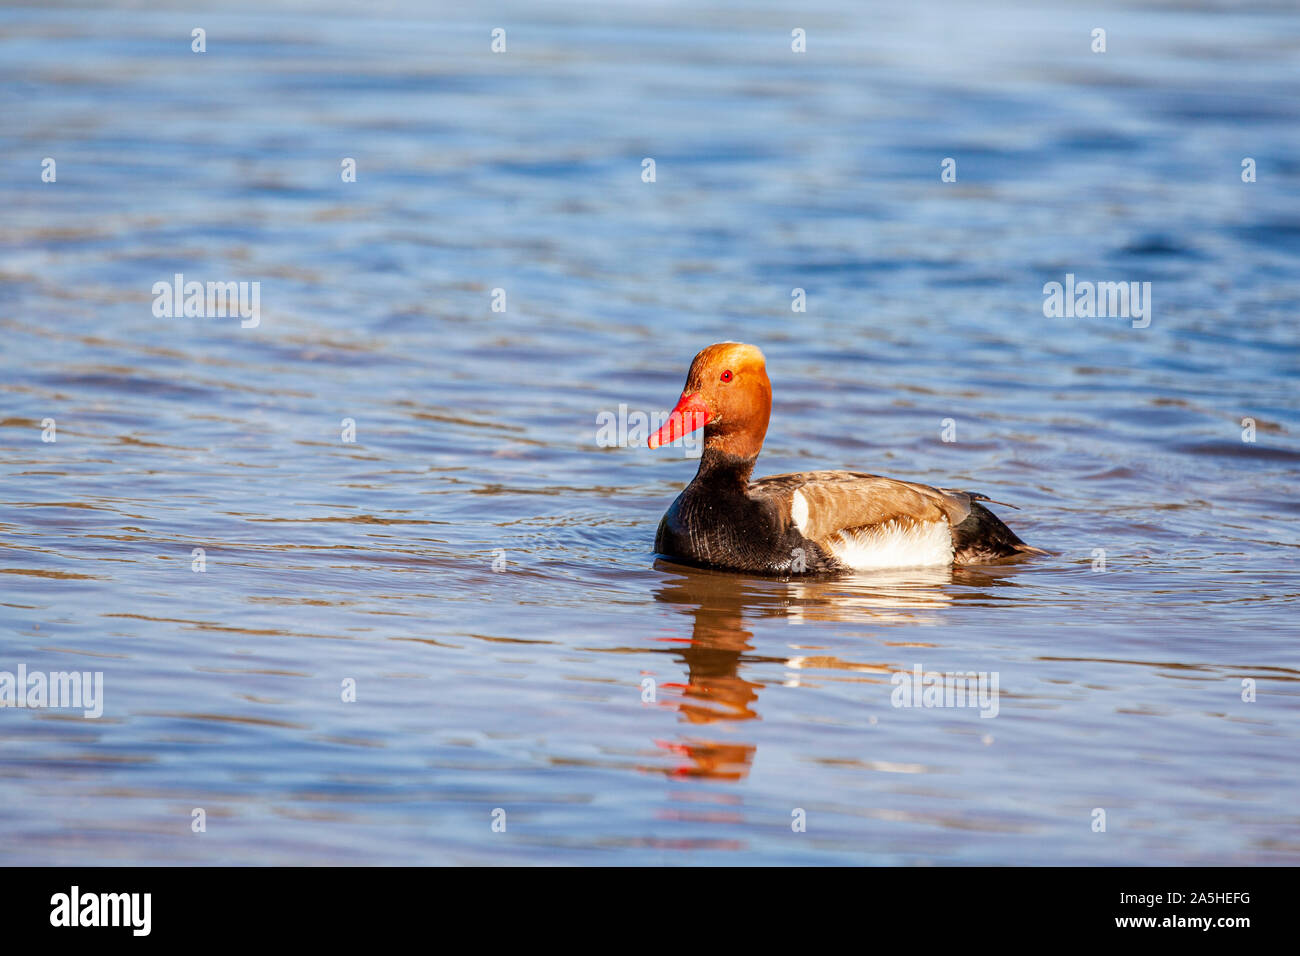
[{"left": 648, "top": 343, "right": 1043, "bottom": 576}]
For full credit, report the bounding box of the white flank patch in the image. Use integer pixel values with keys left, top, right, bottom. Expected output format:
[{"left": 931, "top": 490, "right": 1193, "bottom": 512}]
[
  {"left": 828, "top": 520, "right": 954, "bottom": 570},
  {"left": 790, "top": 490, "right": 810, "bottom": 533}
]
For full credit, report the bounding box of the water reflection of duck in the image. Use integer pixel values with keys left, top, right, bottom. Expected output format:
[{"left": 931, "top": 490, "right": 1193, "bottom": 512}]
[
  {"left": 647, "top": 562, "right": 978, "bottom": 780},
  {"left": 648, "top": 343, "right": 1045, "bottom": 575},
  {"left": 649, "top": 569, "right": 766, "bottom": 780}
]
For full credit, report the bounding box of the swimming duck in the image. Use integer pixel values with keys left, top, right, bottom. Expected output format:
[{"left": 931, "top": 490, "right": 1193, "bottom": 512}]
[{"left": 647, "top": 342, "right": 1044, "bottom": 574}]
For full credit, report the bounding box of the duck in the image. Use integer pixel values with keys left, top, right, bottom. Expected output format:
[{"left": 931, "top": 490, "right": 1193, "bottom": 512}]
[{"left": 647, "top": 342, "right": 1045, "bottom": 575}]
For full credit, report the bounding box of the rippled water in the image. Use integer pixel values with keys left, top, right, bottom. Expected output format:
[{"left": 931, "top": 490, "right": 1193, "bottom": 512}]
[{"left": 2, "top": 1, "right": 1298, "bottom": 864}]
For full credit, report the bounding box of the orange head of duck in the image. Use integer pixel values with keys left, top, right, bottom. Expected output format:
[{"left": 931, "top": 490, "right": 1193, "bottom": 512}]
[{"left": 648, "top": 342, "right": 772, "bottom": 460}]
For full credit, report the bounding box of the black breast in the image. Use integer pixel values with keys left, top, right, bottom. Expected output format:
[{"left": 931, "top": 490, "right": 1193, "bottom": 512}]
[{"left": 653, "top": 466, "right": 835, "bottom": 576}]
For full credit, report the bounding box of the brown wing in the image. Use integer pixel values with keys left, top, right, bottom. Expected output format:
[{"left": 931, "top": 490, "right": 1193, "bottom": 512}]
[
  {"left": 749, "top": 471, "right": 972, "bottom": 541},
  {"left": 750, "top": 471, "right": 1043, "bottom": 564}
]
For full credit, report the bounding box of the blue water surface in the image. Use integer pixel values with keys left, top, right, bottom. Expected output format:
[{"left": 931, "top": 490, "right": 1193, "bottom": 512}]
[{"left": 0, "top": 0, "right": 1297, "bottom": 864}]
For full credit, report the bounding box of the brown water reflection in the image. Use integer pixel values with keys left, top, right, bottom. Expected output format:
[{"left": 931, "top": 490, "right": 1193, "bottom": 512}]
[
  {"left": 649, "top": 562, "right": 990, "bottom": 780},
  {"left": 652, "top": 567, "right": 766, "bottom": 780}
]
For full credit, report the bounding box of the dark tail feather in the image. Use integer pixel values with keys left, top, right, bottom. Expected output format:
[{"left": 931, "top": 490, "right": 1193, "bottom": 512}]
[{"left": 951, "top": 496, "right": 1046, "bottom": 563}]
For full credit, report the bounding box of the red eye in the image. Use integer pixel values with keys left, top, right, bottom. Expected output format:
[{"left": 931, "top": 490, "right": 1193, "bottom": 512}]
[{"left": 720, "top": 370, "right": 733, "bottom": 382}]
